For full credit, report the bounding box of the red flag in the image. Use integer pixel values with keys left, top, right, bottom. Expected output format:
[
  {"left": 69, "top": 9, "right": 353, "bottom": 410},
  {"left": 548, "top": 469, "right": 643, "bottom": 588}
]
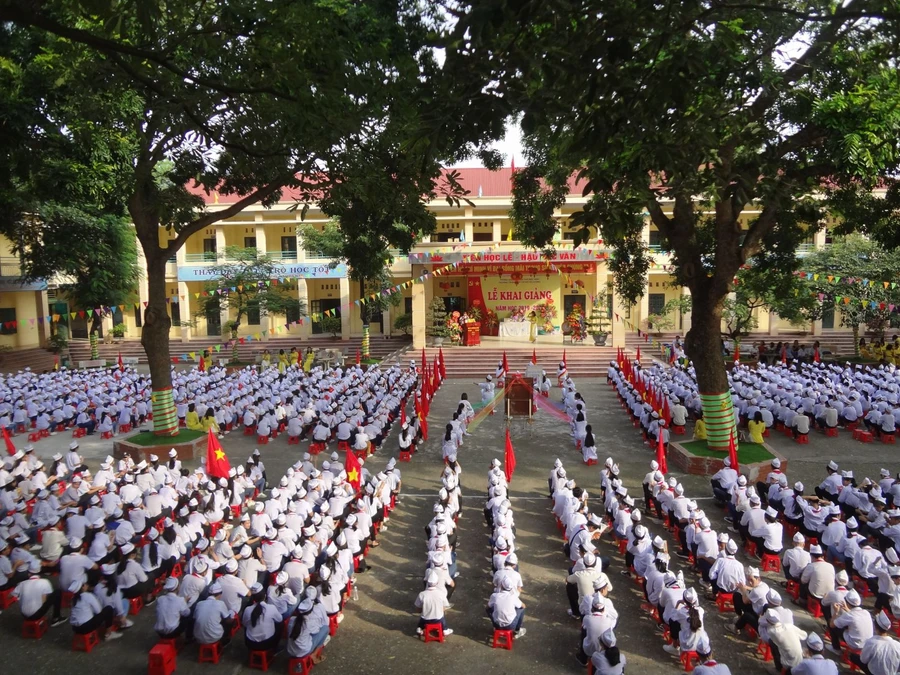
[
  {"left": 53, "top": 355, "right": 59, "bottom": 371},
  {"left": 199, "top": 355, "right": 206, "bottom": 372},
  {"left": 421, "top": 347, "right": 427, "bottom": 376},
  {"left": 781, "top": 344, "right": 787, "bottom": 365},
  {"left": 2, "top": 427, "right": 15, "bottom": 456},
  {"left": 433, "top": 356, "right": 441, "bottom": 389},
  {"left": 205, "top": 428, "right": 232, "bottom": 479},
  {"left": 814, "top": 347, "right": 820, "bottom": 363},
  {"left": 504, "top": 428, "right": 517, "bottom": 483},
  {"left": 562, "top": 349, "right": 567, "bottom": 368},
  {"left": 345, "top": 445, "right": 362, "bottom": 493},
  {"left": 118, "top": 352, "right": 124, "bottom": 371},
  {"left": 419, "top": 408, "right": 428, "bottom": 441},
  {"left": 636, "top": 346, "right": 641, "bottom": 362},
  {"left": 531, "top": 349, "right": 537, "bottom": 365},
  {"left": 438, "top": 347, "right": 447, "bottom": 379},
  {"left": 656, "top": 424, "right": 668, "bottom": 474},
  {"left": 502, "top": 350, "right": 509, "bottom": 374},
  {"left": 728, "top": 429, "right": 739, "bottom": 470},
  {"left": 356, "top": 349, "right": 361, "bottom": 365}
]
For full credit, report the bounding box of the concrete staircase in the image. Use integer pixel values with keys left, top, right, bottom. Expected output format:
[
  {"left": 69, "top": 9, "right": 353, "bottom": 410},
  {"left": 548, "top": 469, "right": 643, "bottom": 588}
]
[
  {"left": 68, "top": 335, "right": 412, "bottom": 366},
  {"left": 422, "top": 345, "right": 618, "bottom": 378},
  {"left": 0, "top": 347, "right": 58, "bottom": 374}
]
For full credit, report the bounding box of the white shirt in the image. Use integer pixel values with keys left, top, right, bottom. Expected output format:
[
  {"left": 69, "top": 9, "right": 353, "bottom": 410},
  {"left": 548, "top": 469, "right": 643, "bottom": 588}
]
[
  {"left": 242, "top": 602, "right": 281, "bottom": 642},
  {"left": 415, "top": 587, "right": 448, "bottom": 621},
  {"left": 193, "top": 597, "right": 232, "bottom": 644},
  {"left": 835, "top": 607, "right": 875, "bottom": 649},
  {"left": 154, "top": 592, "right": 190, "bottom": 634},
  {"left": 488, "top": 589, "right": 523, "bottom": 627},
  {"left": 14, "top": 576, "right": 53, "bottom": 617},
  {"left": 861, "top": 635, "right": 900, "bottom": 675}
]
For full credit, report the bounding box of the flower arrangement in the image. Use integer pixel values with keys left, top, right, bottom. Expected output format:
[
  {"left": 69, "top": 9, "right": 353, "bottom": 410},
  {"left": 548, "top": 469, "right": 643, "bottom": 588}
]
[
  {"left": 447, "top": 311, "right": 462, "bottom": 343},
  {"left": 566, "top": 303, "right": 585, "bottom": 342},
  {"left": 534, "top": 299, "right": 558, "bottom": 333},
  {"left": 508, "top": 308, "right": 526, "bottom": 322}
]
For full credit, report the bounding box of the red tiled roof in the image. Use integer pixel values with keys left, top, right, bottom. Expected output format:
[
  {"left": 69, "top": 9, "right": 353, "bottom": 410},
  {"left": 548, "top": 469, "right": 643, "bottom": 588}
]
[{"left": 188, "top": 168, "right": 586, "bottom": 206}]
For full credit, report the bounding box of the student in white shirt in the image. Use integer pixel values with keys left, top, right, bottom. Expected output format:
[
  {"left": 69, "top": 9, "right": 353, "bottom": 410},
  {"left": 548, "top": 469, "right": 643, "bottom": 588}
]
[
  {"left": 691, "top": 639, "right": 732, "bottom": 675},
  {"left": 792, "top": 633, "right": 838, "bottom": 675},
  {"left": 68, "top": 579, "right": 122, "bottom": 640},
  {"left": 14, "top": 560, "right": 66, "bottom": 626},
  {"left": 829, "top": 589, "right": 874, "bottom": 655},
  {"left": 286, "top": 591, "right": 330, "bottom": 661},
  {"left": 858, "top": 611, "right": 900, "bottom": 675},
  {"left": 415, "top": 570, "right": 452, "bottom": 636},
  {"left": 154, "top": 577, "right": 191, "bottom": 639},
  {"left": 241, "top": 584, "right": 282, "bottom": 653},
  {"left": 591, "top": 628, "right": 626, "bottom": 675},
  {"left": 193, "top": 583, "right": 234, "bottom": 647},
  {"left": 487, "top": 576, "right": 526, "bottom": 638}
]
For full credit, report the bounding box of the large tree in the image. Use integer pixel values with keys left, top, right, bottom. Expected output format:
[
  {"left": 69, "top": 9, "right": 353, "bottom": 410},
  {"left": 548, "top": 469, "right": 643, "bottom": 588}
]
[
  {"left": 452, "top": 0, "right": 900, "bottom": 448},
  {"left": 1, "top": 0, "right": 503, "bottom": 435}
]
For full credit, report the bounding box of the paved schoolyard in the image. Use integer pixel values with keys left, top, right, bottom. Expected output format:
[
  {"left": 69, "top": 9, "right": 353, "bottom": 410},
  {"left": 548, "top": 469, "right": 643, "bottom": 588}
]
[{"left": 2, "top": 375, "right": 887, "bottom": 674}]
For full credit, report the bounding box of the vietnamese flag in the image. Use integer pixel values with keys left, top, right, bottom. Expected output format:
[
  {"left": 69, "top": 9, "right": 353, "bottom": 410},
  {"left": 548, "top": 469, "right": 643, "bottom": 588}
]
[
  {"left": 781, "top": 343, "right": 787, "bottom": 365},
  {"left": 636, "top": 346, "right": 641, "bottom": 362},
  {"left": 814, "top": 347, "right": 820, "bottom": 363},
  {"left": 504, "top": 428, "right": 517, "bottom": 483},
  {"left": 502, "top": 350, "right": 509, "bottom": 374},
  {"left": 562, "top": 349, "right": 567, "bottom": 368},
  {"left": 199, "top": 355, "right": 206, "bottom": 372},
  {"left": 420, "top": 411, "right": 428, "bottom": 441},
  {"left": 2, "top": 427, "right": 15, "bottom": 456},
  {"left": 118, "top": 352, "right": 124, "bottom": 371},
  {"left": 656, "top": 424, "right": 668, "bottom": 474},
  {"left": 728, "top": 429, "right": 739, "bottom": 472},
  {"left": 345, "top": 445, "right": 362, "bottom": 493},
  {"left": 205, "top": 428, "right": 232, "bottom": 479},
  {"left": 421, "top": 347, "right": 427, "bottom": 376},
  {"left": 531, "top": 348, "right": 537, "bottom": 365},
  {"left": 438, "top": 348, "right": 446, "bottom": 379}
]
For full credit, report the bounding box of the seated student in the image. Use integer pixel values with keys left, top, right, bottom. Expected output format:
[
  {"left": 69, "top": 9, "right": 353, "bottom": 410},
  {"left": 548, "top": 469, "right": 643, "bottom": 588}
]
[
  {"left": 68, "top": 579, "right": 123, "bottom": 641},
  {"left": 582, "top": 426, "right": 599, "bottom": 465},
  {"left": 487, "top": 576, "right": 526, "bottom": 639},
  {"left": 201, "top": 409, "right": 220, "bottom": 435},
  {"left": 154, "top": 577, "right": 191, "bottom": 640},
  {"left": 242, "top": 583, "right": 282, "bottom": 653},
  {"left": 415, "top": 570, "right": 452, "bottom": 637},
  {"left": 792, "top": 411, "right": 811, "bottom": 438},
  {"left": 286, "top": 591, "right": 330, "bottom": 662},
  {"left": 693, "top": 411, "right": 707, "bottom": 441},
  {"left": 748, "top": 412, "right": 766, "bottom": 444},
  {"left": 664, "top": 587, "right": 708, "bottom": 657},
  {"left": 591, "top": 628, "right": 626, "bottom": 675},
  {"left": 691, "top": 640, "right": 732, "bottom": 675},
  {"left": 193, "top": 583, "right": 234, "bottom": 648},
  {"left": 14, "top": 559, "right": 66, "bottom": 627},
  {"left": 185, "top": 404, "right": 204, "bottom": 431}
]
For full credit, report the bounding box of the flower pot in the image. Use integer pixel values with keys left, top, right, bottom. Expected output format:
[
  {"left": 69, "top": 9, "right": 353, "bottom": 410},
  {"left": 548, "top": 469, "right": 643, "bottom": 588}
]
[
  {"left": 592, "top": 332, "right": 609, "bottom": 347},
  {"left": 433, "top": 337, "right": 444, "bottom": 347}
]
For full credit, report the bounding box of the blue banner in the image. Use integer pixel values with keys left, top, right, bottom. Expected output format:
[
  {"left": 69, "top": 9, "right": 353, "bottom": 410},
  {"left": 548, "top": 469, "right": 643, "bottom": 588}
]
[{"left": 177, "top": 262, "right": 347, "bottom": 282}]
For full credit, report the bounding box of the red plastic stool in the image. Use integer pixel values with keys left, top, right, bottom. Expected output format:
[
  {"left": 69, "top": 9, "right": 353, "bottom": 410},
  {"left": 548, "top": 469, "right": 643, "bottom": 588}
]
[
  {"left": 744, "top": 540, "right": 757, "bottom": 557},
  {"left": 72, "top": 427, "right": 86, "bottom": 438},
  {"left": 716, "top": 593, "right": 734, "bottom": 613},
  {"left": 761, "top": 554, "right": 781, "bottom": 573},
  {"left": 492, "top": 628, "right": 514, "bottom": 650},
  {"left": 338, "top": 441, "right": 350, "bottom": 453},
  {"left": 129, "top": 596, "right": 144, "bottom": 615},
  {"left": 28, "top": 432, "right": 41, "bottom": 442},
  {"left": 795, "top": 434, "right": 809, "bottom": 444},
  {"left": 843, "top": 646, "right": 863, "bottom": 672},
  {"left": 672, "top": 425, "right": 685, "bottom": 435},
  {"left": 398, "top": 450, "right": 412, "bottom": 462},
  {"left": 786, "top": 580, "right": 800, "bottom": 601},
  {"left": 257, "top": 435, "right": 269, "bottom": 445},
  {"left": 0, "top": 587, "right": 16, "bottom": 609},
  {"left": 22, "top": 615, "right": 49, "bottom": 639},
  {"left": 883, "top": 434, "right": 895, "bottom": 444},
  {"left": 288, "top": 436, "right": 300, "bottom": 445},
  {"left": 119, "top": 423, "right": 132, "bottom": 433},
  {"left": 680, "top": 650, "right": 700, "bottom": 672},
  {"left": 243, "top": 426, "right": 256, "bottom": 436},
  {"left": 249, "top": 649, "right": 273, "bottom": 671},
  {"left": 148, "top": 643, "right": 177, "bottom": 675},
  {"left": 72, "top": 630, "right": 100, "bottom": 652},
  {"left": 170, "top": 562, "right": 183, "bottom": 578},
  {"left": 807, "top": 596, "right": 823, "bottom": 618},
  {"left": 845, "top": 421, "right": 859, "bottom": 431},
  {"left": 423, "top": 622, "right": 445, "bottom": 643},
  {"left": 101, "top": 431, "right": 113, "bottom": 439},
  {"left": 853, "top": 576, "right": 872, "bottom": 598},
  {"left": 288, "top": 653, "right": 319, "bottom": 675},
  {"left": 310, "top": 441, "right": 326, "bottom": 455},
  {"left": 328, "top": 614, "right": 339, "bottom": 636},
  {"left": 662, "top": 625, "right": 673, "bottom": 645},
  {"left": 198, "top": 641, "right": 222, "bottom": 664},
  {"left": 617, "top": 538, "right": 628, "bottom": 555},
  {"left": 757, "top": 641, "right": 772, "bottom": 662},
  {"left": 825, "top": 427, "right": 838, "bottom": 437},
  {"left": 61, "top": 591, "right": 74, "bottom": 608}
]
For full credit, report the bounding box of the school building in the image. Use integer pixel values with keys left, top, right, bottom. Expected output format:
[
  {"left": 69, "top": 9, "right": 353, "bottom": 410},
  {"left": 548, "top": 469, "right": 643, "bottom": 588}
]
[{"left": 0, "top": 168, "right": 843, "bottom": 354}]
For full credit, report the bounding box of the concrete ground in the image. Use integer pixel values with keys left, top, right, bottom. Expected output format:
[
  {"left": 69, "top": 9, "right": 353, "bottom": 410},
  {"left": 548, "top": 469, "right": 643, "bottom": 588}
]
[{"left": 2, "top": 376, "right": 887, "bottom": 674}]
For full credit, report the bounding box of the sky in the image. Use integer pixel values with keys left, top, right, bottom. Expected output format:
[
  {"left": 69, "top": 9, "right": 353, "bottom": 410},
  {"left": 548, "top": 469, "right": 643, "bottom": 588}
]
[{"left": 452, "top": 120, "right": 523, "bottom": 168}]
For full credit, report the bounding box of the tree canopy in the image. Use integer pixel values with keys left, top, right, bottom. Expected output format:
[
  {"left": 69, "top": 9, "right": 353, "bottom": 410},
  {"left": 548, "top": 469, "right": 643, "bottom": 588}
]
[{"left": 449, "top": 0, "right": 900, "bottom": 447}]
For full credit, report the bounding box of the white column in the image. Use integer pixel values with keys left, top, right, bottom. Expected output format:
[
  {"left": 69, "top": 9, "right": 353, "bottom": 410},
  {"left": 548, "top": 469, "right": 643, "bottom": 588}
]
[
  {"left": 681, "top": 287, "right": 692, "bottom": 333},
  {"left": 492, "top": 219, "right": 502, "bottom": 242},
  {"left": 382, "top": 308, "right": 392, "bottom": 337},
  {"left": 215, "top": 225, "right": 226, "bottom": 258},
  {"left": 296, "top": 279, "right": 311, "bottom": 338},
  {"left": 463, "top": 208, "right": 474, "bottom": 243},
  {"left": 254, "top": 217, "right": 267, "bottom": 257},
  {"left": 178, "top": 281, "right": 192, "bottom": 340},
  {"left": 36, "top": 291, "right": 51, "bottom": 347},
  {"left": 339, "top": 277, "right": 351, "bottom": 339},
  {"left": 412, "top": 266, "right": 427, "bottom": 349}
]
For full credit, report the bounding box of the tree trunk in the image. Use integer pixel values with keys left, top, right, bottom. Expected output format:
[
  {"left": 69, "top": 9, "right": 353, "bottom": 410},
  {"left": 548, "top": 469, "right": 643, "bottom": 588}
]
[
  {"left": 684, "top": 296, "right": 735, "bottom": 451},
  {"left": 141, "top": 252, "right": 178, "bottom": 436}
]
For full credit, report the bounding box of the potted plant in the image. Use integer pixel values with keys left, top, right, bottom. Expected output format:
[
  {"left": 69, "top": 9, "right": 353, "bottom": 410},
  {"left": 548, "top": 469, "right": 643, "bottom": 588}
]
[
  {"left": 645, "top": 312, "right": 675, "bottom": 336},
  {"left": 393, "top": 313, "right": 412, "bottom": 335},
  {"left": 483, "top": 309, "right": 499, "bottom": 336},
  {"left": 565, "top": 303, "right": 585, "bottom": 342},
  {"left": 321, "top": 315, "right": 342, "bottom": 337},
  {"left": 111, "top": 323, "right": 127, "bottom": 341},
  {"left": 535, "top": 299, "right": 559, "bottom": 334},
  {"left": 587, "top": 297, "right": 611, "bottom": 346},
  {"left": 426, "top": 297, "right": 449, "bottom": 346},
  {"left": 447, "top": 311, "right": 462, "bottom": 344}
]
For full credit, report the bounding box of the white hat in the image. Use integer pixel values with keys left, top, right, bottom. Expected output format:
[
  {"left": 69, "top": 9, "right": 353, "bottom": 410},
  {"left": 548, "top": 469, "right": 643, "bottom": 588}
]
[
  {"left": 747, "top": 566, "right": 760, "bottom": 578},
  {"left": 771, "top": 458, "right": 781, "bottom": 468},
  {"left": 806, "top": 633, "right": 825, "bottom": 651},
  {"left": 876, "top": 611, "right": 893, "bottom": 631},
  {"left": 846, "top": 589, "right": 861, "bottom": 606},
  {"left": 725, "top": 540, "right": 738, "bottom": 554}
]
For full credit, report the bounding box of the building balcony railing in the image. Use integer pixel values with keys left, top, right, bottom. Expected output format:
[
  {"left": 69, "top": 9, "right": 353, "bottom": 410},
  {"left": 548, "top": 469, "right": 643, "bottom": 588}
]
[
  {"left": 184, "top": 252, "right": 218, "bottom": 263},
  {"left": 266, "top": 250, "right": 298, "bottom": 262},
  {"left": 0, "top": 257, "right": 24, "bottom": 277}
]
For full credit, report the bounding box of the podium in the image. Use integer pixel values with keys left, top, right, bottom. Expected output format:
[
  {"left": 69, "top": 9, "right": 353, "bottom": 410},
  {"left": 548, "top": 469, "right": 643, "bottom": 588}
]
[
  {"left": 464, "top": 323, "right": 481, "bottom": 346},
  {"left": 506, "top": 376, "right": 534, "bottom": 417}
]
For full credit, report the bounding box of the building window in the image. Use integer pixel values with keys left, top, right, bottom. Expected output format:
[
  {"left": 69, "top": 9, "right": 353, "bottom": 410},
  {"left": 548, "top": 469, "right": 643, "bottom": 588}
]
[
  {"left": 405, "top": 297, "right": 412, "bottom": 314},
  {"left": 649, "top": 229, "right": 663, "bottom": 250},
  {"left": 472, "top": 232, "right": 493, "bottom": 242},
  {"left": 648, "top": 293, "right": 666, "bottom": 316},
  {"left": 281, "top": 236, "right": 297, "bottom": 253},
  {"left": 134, "top": 305, "right": 142, "bottom": 328},
  {"left": 170, "top": 299, "right": 181, "bottom": 325},
  {"left": 247, "top": 300, "right": 261, "bottom": 325},
  {"left": 434, "top": 232, "right": 460, "bottom": 243},
  {"left": 244, "top": 236, "right": 257, "bottom": 251},
  {"left": 202, "top": 238, "right": 217, "bottom": 258},
  {"left": 0, "top": 308, "right": 17, "bottom": 334}
]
